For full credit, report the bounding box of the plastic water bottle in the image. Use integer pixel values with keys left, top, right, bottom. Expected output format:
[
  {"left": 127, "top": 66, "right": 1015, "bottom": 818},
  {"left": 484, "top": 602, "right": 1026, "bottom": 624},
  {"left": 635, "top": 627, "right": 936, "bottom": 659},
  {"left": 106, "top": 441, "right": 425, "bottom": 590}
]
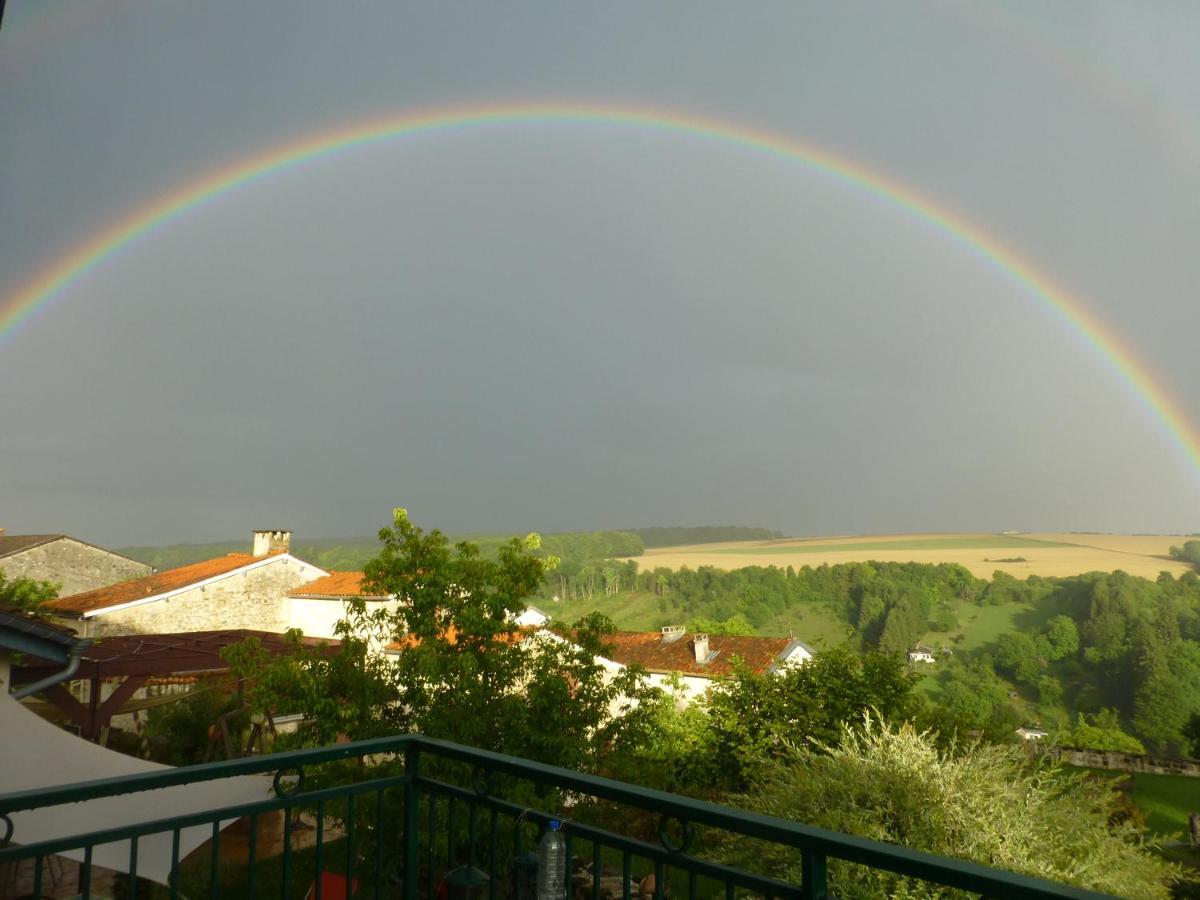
[{"left": 537, "top": 819, "right": 567, "bottom": 900}]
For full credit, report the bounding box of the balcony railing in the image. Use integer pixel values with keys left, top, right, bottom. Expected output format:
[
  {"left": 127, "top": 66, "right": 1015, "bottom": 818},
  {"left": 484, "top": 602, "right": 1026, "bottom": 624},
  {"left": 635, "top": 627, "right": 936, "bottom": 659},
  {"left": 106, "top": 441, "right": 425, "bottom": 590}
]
[{"left": 0, "top": 734, "right": 1112, "bottom": 899}]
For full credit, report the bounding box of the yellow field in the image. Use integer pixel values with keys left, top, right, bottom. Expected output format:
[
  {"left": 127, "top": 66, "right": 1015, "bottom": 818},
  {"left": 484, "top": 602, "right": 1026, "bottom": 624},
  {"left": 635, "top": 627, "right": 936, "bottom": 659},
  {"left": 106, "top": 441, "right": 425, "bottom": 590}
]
[{"left": 626, "top": 532, "right": 1194, "bottom": 580}]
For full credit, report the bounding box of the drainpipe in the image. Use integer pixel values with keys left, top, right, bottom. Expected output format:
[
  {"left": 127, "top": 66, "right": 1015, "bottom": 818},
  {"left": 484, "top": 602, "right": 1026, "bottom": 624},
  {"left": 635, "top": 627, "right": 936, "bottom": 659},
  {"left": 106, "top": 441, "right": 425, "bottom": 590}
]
[{"left": 12, "top": 639, "right": 92, "bottom": 700}]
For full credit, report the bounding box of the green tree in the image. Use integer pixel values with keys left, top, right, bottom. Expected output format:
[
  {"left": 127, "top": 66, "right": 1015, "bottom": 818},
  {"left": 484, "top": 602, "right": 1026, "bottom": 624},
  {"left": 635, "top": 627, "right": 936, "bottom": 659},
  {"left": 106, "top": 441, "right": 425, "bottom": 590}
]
[
  {"left": 715, "top": 715, "right": 1175, "bottom": 898},
  {"left": 705, "top": 648, "right": 922, "bottom": 789},
  {"left": 993, "top": 632, "right": 1041, "bottom": 684},
  {"left": 1058, "top": 711, "right": 1146, "bottom": 754},
  {"left": 0, "top": 572, "right": 59, "bottom": 611},
  {"left": 233, "top": 510, "right": 661, "bottom": 773},
  {"left": 1040, "top": 615, "right": 1079, "bottom": 661}
]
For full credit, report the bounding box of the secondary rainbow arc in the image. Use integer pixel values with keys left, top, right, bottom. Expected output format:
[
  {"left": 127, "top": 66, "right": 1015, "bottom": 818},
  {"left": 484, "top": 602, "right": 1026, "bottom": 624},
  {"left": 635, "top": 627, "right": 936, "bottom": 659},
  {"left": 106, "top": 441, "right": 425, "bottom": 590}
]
[{"left": 3, "top": 102, "right": 1198, "bottom": 488}]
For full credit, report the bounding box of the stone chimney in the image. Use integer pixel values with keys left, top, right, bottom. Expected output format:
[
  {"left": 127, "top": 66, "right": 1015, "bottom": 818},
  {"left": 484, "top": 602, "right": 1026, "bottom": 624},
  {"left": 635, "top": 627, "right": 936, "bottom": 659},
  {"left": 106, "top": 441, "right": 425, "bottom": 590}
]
[
  {"left": 661, "top": 625, "right": 686, "bottom": 644},
  {"left": 693, "top": 633, "right": 710, "bottom": 663},
  {"left": 252, "top": 529, "right": 291, "bottom": 557}
]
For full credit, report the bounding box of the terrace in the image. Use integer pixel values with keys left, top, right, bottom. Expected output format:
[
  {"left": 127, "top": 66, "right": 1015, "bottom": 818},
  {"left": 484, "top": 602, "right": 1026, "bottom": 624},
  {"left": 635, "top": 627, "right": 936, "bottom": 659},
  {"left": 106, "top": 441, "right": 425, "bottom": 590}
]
[{"left": 0, "top": 734, "right": 1111, "bottom": 900}]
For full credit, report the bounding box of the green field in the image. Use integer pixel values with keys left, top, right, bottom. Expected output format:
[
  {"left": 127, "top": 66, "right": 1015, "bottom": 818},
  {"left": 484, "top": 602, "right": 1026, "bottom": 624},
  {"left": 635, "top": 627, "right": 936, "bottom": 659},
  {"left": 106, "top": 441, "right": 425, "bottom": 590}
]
[
  {"left": 711, "top": 536, "right": 1073, "bottom": 555},
  {"left": 1063, "top": 767, "right": 1200, "bottom": 839}
]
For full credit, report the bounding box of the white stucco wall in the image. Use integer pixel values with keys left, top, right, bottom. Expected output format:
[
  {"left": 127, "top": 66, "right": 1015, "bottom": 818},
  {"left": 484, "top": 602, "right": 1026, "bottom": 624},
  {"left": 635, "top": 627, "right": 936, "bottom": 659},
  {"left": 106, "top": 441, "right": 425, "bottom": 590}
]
[{"left": 287, "top": 597, "right": 399, "bottom": 641}]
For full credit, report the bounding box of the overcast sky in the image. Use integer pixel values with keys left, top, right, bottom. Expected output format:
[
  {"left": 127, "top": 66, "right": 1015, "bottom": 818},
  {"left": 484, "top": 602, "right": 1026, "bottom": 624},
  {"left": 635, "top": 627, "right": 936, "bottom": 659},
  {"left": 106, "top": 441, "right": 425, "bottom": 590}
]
[{"left": 2, "top": 1, "right": 1199, "bottom": 546}]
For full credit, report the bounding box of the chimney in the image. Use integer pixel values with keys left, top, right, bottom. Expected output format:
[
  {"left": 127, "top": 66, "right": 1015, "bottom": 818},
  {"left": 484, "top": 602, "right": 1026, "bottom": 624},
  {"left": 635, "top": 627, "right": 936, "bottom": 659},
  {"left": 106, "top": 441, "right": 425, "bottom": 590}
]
[
  {"left": 661, "top": 625, "right": 686, "bottom": 644},
  {"left": 252, "top": 529, "right": 291, "bottom": 557},
  {"left": 693, "top": 633, "right": 710, "bottom": 664}
]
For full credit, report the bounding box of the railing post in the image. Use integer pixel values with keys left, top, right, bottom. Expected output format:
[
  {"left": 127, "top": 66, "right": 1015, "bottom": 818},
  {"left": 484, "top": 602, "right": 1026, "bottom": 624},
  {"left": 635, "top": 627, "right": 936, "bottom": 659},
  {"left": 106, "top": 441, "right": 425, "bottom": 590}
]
[
  {"left": 801, "top": 849, "right": 827, "bottom": 900},
  {"left": 405, "top": 741, "right": 422, "bottom": 900}
]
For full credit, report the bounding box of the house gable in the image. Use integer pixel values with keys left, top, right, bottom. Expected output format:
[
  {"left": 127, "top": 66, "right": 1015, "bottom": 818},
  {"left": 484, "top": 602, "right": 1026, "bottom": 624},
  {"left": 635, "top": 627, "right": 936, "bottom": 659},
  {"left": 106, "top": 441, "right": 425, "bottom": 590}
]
[{"left": 0, "top": 535, "right": 154, "bottom": 597}]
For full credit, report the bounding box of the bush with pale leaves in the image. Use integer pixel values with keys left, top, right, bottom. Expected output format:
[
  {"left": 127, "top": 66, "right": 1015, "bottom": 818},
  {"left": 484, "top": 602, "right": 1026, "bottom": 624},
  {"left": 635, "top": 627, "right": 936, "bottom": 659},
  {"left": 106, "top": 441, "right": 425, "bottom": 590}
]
[{"left": 716, "top": 714, "right": 1175, "bottom": 898}]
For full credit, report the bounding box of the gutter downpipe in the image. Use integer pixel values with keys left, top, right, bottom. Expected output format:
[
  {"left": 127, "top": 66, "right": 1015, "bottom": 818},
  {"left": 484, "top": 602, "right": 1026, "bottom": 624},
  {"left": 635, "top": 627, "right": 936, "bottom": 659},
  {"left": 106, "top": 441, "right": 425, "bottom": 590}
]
[{"left": 12, "top": 639, "right": 92, "bottom": 700}]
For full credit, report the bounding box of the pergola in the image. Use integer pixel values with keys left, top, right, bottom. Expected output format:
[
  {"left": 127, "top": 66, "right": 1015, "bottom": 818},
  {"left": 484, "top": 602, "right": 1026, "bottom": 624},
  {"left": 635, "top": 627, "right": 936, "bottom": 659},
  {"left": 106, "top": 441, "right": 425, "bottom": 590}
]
[{"left": 11, "top": 629, "right": 338, "bottom": 740}]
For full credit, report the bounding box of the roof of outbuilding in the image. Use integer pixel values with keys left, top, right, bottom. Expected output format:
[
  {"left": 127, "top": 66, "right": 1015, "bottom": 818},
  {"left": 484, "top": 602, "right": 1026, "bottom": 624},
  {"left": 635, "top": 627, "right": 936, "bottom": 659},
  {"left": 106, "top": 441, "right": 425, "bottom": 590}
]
[
  {"left": 47, "top": 553, "right": 279, "bottom": 615},
  {"left": 287, "top": 571, "right": 389, "bottom": 600},
  {"left": 600, "top": 631, "right": 799, "bottom": 678}
]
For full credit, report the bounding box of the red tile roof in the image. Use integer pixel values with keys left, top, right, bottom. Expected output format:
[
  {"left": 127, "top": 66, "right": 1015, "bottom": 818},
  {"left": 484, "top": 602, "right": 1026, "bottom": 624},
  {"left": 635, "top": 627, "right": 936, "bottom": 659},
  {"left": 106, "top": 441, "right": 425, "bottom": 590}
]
[
  {"left": 287, "top": 571, "right": 388, "bottom": 600},
  {"left": 600, "top": 631, "right": 795, "bottom": 677},
  {"left": 47, "top": 553, "right": 274, "bottom": 615}
]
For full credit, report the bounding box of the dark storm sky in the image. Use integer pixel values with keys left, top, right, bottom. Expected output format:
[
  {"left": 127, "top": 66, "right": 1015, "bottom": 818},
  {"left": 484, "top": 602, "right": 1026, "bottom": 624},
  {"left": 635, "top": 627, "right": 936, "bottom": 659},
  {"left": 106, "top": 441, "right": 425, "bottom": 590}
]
[{"left": 2, "top": 1, "right": 1199, "bottom": 545}]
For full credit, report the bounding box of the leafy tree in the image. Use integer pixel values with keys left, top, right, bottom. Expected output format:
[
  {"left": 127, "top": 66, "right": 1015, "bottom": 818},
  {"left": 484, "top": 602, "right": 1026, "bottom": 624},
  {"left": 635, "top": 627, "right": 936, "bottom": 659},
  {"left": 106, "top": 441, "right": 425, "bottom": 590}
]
[
  {"left": 993, "top": 632, "right": 1041, "bottom": 684},
  {"left": 1058, "top": 711, "right": 1146, "bottom": 754},
  {"left": 1170, "top": 541, "right": 1200, "bottom": 571},
  {"left": 1181, "top": 711, "right": 1200, "bottom": 759},
  {"left": 931, "top": 659, "right": 1021, "bottom": 743},
  {"left": 1039, "top": 615, "right": 1079, "bottom": 661},
  {"left": 143, "top": 679, "right": 247, "bottom": 765},
  {"left": 233, "top": 510, "right": 661, "bottom": 773},
  {"left": 705, "top": 648, "right": 922, "bottom": 789},
  {"left": 0, "top": 572, "right": 59, "bottom": 611},
  {"left": 715, "top": 715, "right": 1175, "bottom": 898},
  {"left": 686, "top": 615, "right": 755, "bottom": 636}
]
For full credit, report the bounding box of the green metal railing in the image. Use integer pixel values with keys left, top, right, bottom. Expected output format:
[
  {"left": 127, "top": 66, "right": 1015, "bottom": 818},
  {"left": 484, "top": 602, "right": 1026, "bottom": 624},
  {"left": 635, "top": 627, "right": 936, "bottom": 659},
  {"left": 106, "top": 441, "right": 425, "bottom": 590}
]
[{"left": 0, "top": 734, "right": 1113, "bottom": 899}]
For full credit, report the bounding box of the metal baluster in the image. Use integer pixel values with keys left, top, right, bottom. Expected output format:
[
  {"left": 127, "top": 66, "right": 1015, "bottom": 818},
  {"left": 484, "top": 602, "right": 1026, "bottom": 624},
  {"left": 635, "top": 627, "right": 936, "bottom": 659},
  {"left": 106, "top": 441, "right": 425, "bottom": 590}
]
[
  {"left": 427, "top": 794, "right": 438, "bottom": 899},
  {"left": 375, "top": 788, "right": 385, "bottom": 899},
  {"left": 169, "top": 829, "right": 181, "bottom": 900},
  {"left": 653, "top": 860, "right": 663, "bottom": 900},
  {"left": 405, "top": 742, "right": 422, "bottom": 900},
  {"left": 592, "top": 841, "right": 602, "bottom": 900},
  {"left": 32, "top": 853, "right": 43, "bottom": 898},
  {"left": 448, "top": 797, "right": 458, "bottom": 870},
  {"left": 247, "top": 812, "right": 257, "bottom": 898},
  {"left": 282, "top": 806, "right": 293, "bottom": 899},
  {"left": 565, "top": 832, "right": 574, "bottom": 900},
  {"left": 622, "top": 850, "right": 631, "bottom": 900},
  {"left": 347, "top": 793, "right": 357, "bottom": 892},
  {"left": 488, "top": 808, "right": 498, "bottom": 900},
  {"left": 800, "top": 850, "right": 827, "bottom": 900},
  {"left": 209, "top": 820, "right": 220, "bottom": 900},
  {"left": 81, "top": 845, "right": 93, "bottom": 900},
  {"left": 316, "top": 800, "right": 325, "bottom": 900},
  {"left": 688, "top": 869, "right": 697, "bottom": 900},
  {"left": 128, "top": 836, "right": 139, "bottom": 900},
  {"left": 725, "top": 881, "right": 734, "bottom": 900}
]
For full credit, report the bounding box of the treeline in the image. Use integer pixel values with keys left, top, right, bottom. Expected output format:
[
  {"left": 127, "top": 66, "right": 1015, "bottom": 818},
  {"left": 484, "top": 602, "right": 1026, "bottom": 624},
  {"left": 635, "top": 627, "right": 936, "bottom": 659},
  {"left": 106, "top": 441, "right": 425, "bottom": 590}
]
[
  {"left": 122, "top": 530, "right": 646, "bottom": 574},
  {"left": 1171, "top": 540, "right": 1200, "bottom": 571},
  {"left": 644, "top": 561, "right": 983, "bottom": 634},
  {"left": 630, "top": 525, "right": 784, "bottom": 548}
]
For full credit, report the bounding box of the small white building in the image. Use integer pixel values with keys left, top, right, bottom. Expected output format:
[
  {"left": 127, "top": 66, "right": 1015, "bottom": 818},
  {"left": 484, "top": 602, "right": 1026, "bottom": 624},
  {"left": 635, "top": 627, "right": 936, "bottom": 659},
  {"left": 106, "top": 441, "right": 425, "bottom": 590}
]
[
  {"left": 512, "top": 605, "right": 550, "bottom": 628},
  {"left": 285, "top": 570, "right": 398, "bottom": 639},
  {"left": 908, "top": 645, "right": 936, "bottom": 664},
  {"left": 1015, "top": 725, "right": 1049, "bottom": 741}
]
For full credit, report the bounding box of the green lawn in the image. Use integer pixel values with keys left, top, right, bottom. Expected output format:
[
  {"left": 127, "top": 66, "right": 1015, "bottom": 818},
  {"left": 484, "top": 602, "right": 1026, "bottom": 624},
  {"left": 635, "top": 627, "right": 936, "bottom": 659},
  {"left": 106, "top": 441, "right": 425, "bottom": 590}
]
[
  {"left": 1062, "top": 767, "right": 1200, "bottom": 840},
  {"left": 1131, "top": 773, "right": 1200, "bottom": 839},
  {"left": 710, "top": 536, "right": 1072, "bottom": 555}
]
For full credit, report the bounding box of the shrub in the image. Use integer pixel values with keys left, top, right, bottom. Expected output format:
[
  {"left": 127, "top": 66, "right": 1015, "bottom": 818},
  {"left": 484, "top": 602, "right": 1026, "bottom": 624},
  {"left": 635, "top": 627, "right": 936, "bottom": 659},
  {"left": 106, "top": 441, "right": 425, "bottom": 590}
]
[{"left": 715, "top": 714, "right": 1175, "bottom": 898}]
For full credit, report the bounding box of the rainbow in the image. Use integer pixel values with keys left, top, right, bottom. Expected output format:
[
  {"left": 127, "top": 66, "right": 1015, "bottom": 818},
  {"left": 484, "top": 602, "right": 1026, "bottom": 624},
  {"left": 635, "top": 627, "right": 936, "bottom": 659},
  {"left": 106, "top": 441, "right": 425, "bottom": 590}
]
[{"left": 4, "top": 102, "right": 1199, "bottom": 486}]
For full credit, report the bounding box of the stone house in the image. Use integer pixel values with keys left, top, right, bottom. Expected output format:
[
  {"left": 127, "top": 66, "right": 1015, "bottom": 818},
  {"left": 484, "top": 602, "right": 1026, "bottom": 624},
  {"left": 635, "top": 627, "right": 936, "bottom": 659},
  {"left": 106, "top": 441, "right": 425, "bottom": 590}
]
[
  {"left": 46, "top": 531, "right": 327, "bottom": 638},
  {"left": 0, "top": 531, "right": 154, "bottom": 597}
]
